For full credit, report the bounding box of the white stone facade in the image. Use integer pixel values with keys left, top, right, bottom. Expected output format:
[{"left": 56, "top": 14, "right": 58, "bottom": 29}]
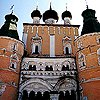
[{"left": 19, "top": 57, "right": 78, "bottom": 100}]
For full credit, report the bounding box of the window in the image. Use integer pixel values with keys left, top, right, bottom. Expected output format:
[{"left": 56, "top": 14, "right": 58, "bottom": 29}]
[
  {"left": 77, "top": 41, "right": 83, "bottom": 49},
  {"left": 29, "top": 65, "right": 36, "bottom": 71},
  {"left": 22, "top": 90, "right": 28, "bottom": 100},
  {"left": 10, "top": 53, "right": 18, "bottom": 70},
  {"left": 78, "top": 52, "right": 86, "bottom": 69},
  {"left": 62, "top": 65, "right": 69, "bottom": 71},
  {"left": 62, "top": 61, "right": 70, "bottom": 71},
  {"left": 10, "top": 62, "right": 17, "bottom": 69},
  {"left": 50, "top": 65, "right": 53, "bottom": 71},
  {"left": 31, "top": 34, "right": 42, "bottom": 55},
  {"left": 62, "top": 65, "right": 66, "bottom": 71},
  {"left": 64, "top": 44, "right": 72, "bottom": 55},
  {"left": 65, "top": 47, "right": 69, "bottom": 54},
  {"left": 35, "top": 45, "right": 39, "bottom": 54},
  {"left": 45, "top": 65, "right": 49, "bottom": 71},
  {"left": 97, "top": 48, "right": 100, "bottom": 65},
  {"left": 11, "top": 43, "right": 18, "bottom": 52}
]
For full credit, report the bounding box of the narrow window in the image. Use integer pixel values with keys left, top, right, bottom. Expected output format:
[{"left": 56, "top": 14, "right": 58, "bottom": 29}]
[
  {"left": 97, "top": 48, "right": 100, "bottom": 65},
  {"left": 78, "top": 53, "right": 86, "bottom": 69},
  {"left": 65, "top": 47, "right": 69, "bottom": 54},
  {"left": 35, "top": 46, "right": 39, "bottom": 54},
  {"left": 66, "top": 65, "right": 69, "bottom": 70},
  {"left": 10, "top": 62, "right": 17, "bottom": 69}
]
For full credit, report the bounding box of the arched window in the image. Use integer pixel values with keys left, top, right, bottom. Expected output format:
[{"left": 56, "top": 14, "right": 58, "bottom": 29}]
[
  {"left": 77, "top": 40, "right": 83, "bottom": 49},
  {"left": 29, "top": 91, "right": 35, "bottom": 100},
  {"left": 11, "top": 42, "right": 18, "bottom": 52},
  {"left": 31, "top": 34, "right": 42, "bottom": 55},
  {"left": 66, "top": 65, "right": 69, "bottom": 70},
  {"left": 45, "top": 65, "right": 49, "bottom": 71},
  {"left": 65, "top": 91, "right": 71, "bottom": 100},
  {"left": 29, "top": 65, "right": 32, "bottom": 70},
  {"left": 78, "top": 52, "right": 86, "bottom": 69},
  {"left": 29, "top": 65, "right": 36, "bottom": 71},
  {"left": 64, "top": 43, "right": 72, "bottom": 55},
  {"left": 62, "top": 61, "right": 70, "bottom": 71},
  {"left": 22, "top": 90, "right": 28, "bottom": 100},
  {"left": 33, "top": 65, "right": 36, "bottom": 71},
  {"left": 62, "top": 65, "right": 66, "bottom": 71},
  {"left": 70, "top": 90, "right": 76, "bottom": 100},
  {"left": 36, "top": 92, "right": 42, "bottom": 100},
  {"left": 10, "top": 53, "right": 18, "bottom": 70}
]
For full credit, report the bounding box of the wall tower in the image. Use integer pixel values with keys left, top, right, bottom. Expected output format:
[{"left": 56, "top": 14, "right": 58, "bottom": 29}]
[
  {"left": 75, "top": 7, "right": 100, "bottom": 100},
  {"left": 0, "top": 13, "right": 24, "bottom": 100}
]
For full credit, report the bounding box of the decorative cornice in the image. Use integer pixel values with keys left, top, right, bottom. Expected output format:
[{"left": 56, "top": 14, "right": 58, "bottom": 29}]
[{"left": 23, "top": 23, "right": 80, "bottom": 28}]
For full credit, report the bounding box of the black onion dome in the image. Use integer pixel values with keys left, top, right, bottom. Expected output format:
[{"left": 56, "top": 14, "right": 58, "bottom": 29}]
[
  {"left": 31, "top": 9, "right": 42, "bottom": 19},
  {"left": 0, "top": 13, "right": 19, "bottom": 40},
  {"left": 82, "top": 9, "right": 95, "bottom": 22},
  {"left": 5, "top": 13, "right": 18, "bottom": 22},
  {"left": 62, "top": 10, "right": 72, "bottom": 20},
  {"left": 43, "top": 5, "right": 58, "bottom": 22},
  {"left": 81, "top": 8, "right": 100, "bottom": 35}
]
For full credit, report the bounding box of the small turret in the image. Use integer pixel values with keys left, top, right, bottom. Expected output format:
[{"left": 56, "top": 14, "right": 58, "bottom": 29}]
[
  {"left": 62, "top": 4, "right": 72, "bottom": 25},
  {"left": 31, "top": 6, "right": 42, "bottom": 24},
  {"left": 0, "top": 13, "right": 19, "bottom": 40},
  {"left": 62, "top": 10, "right": 72, "bottom": 25},
  {"left": 43, "top": 3, "right": 58, "bottom": 24}
]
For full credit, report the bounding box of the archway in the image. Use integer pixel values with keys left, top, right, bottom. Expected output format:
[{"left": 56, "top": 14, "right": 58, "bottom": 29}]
[
  {"left": 22, "top": 90, "right": 28, "bottom": 100},
  {"left": 59, "top": 91, "right": 64, "bottom": 100},
  {"left": 29, "top": 91, "right": 35, "bottom": 100}
]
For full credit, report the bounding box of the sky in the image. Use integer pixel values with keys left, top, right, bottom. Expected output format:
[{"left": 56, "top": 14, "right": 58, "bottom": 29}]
[{"left": 0, "top": 0, "right": 100, "bottom": 40}]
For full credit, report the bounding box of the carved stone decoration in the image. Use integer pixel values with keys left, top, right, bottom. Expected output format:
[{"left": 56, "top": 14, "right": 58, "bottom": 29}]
[
  {"left": 0, "top": 82, "right": 6, "bottom": 96},
  {"left": 23, "top": 82, "right": 50, "bottom": 93},
  {"left": 19, "top": 78, "right": 53, "bottom": 93},
  {"left": 54, "top": 78, "right": 77, "bottom": 92}
]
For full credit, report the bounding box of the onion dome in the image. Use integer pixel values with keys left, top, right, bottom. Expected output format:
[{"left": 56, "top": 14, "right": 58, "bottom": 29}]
[
  {"left": 43, "top": 4, "right": 58, "bottom": 22},
  {"left": 81, "top": 7, "right": 100, "bottom": 35},
  {"left": 62, "top": 10, "right": 72, "bottom": 20},
  {"left": 5, "top": 14, "right": 18, "bottom": 22},
  {"left": 31, "top": 8, "right": 42, "bottom": 19},
  {"left": 0, "top": 13, "right": 19, "bottom": 40}
]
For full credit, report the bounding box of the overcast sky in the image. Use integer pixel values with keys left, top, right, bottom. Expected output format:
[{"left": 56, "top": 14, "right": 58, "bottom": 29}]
[{"left": 0, "top": 0, "right": 100, "bottom": 39}]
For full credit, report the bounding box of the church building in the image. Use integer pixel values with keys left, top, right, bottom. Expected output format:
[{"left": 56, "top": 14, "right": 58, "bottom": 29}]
[{"left": 0, "top": 2, "right": 100, "bottom": 100}]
